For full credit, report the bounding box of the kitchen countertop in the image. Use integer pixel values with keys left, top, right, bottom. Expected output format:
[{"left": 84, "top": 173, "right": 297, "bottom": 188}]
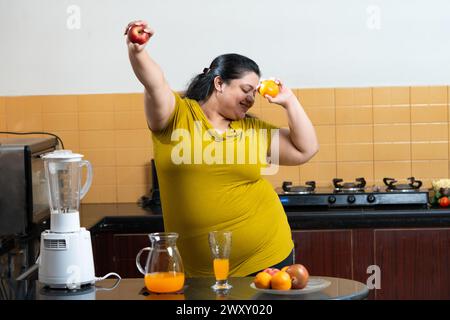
[
  {"left": 2, "top": 276, "right": 368, "bottom": 300},
  {"left": 81, "top": 203, "right": 450, "bottom": 234}
]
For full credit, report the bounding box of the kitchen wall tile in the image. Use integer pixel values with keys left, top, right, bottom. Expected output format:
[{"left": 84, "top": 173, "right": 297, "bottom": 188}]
[
  {"left": 373, "top": 124, "right": 411, "bottom": 143},
  {"left": 315, "top": 125, "right": 336, "bottom": 144},
  {"left": 247, "top": 106, "right": 263, "bottom": 119},
  {"left": 82, "top": 185, "right": 117, "bottom": 204},
  {"left": 412, "top": 160, "right": 448, "bottom": 188},
  {"left": 115, "top": 129, "right": 153, "bottom": 148},
  {"left": 303, "top": 106, "right": 336, "bottom": 126},
  {"left": 41, "top": 95, "right": 78, "bottom": 113},
  {"left": 310, "top": 144, "right": 336, "bottom": 162},
  {"left": 79, "top": 130, "right": 115, "bottom": 148},
  {"left": 264, "top": 165, "right": 300, "bottom": 189},
  {"left": 5, "top": 97, "right": 43, "bottom": 132},
  {"left": 79, "top": 148, "right": 117, "bottom": 167},
  {"left": 130, "top": 93, "right": 145, "bottom": 110},
  {"left": 374, "top": 161, "right": 412, "bottom": 184},
  {"left": 115, "top": 148, "right": 153, "bottom": 166},
  {"left": 90, "top": 166, "right": 117, "bottom": 186},
  {"left": 112, "top": 94, "right": 134, "bottom": 112},
  {"left": 373, "top": 105, "right": 411, "bottom": 124},
  {"left": 374, "top": 143, "right": 411, "bottom": 161},
  {"left": 335, "top": 106, "right": 373, "bottom": 125},
  {"left": 114, "top": 110, "right": 148, "bottom": 130},
  {"left": 117, "top": 166, "right": 151, "bottom": 186},
  {"left": 300, "top": 162, "right": 336, "bottom": 187},
  {"left": 411, "top": 123, "right": 448, "bottom": 141},
  {"left": 6, "top": 111, "right": 43, "bottom": 132},
  {"left": 253, "top": 94, "right": 262, "bottom": 109},
  {"left": 260, "top": 96, "right": 275, "bottom": 109},
  {"left": 50, "top": 131, "right": 79, "bottom": 151},
  {"left": 372, "top": 87, "right": 410, "bottom": 106},
  {"left": 336, "top": 162, "right": 374, "bottom": 185},
  {"left": 78, "top": 94, "right": 115, "bottom": 112},
  {"left": 411, "top": 142, "right": 448, "bottom": 160},
  {"left": 336, "top": 125, "right": 372, "bottom": 143},
  {"left": 5, "top": 96, "right": 43, "bottom": 113},
  {"left": 337, "top": 144, "right": 373, "bottom": 161},
  {"left": 42, "top": 113, "right": 78, "bottom": 131},
  {"left": 5, "top": 87, "right": 450, "bottom": 204},
  {"left": 411, "top": 86, "right": 448, "bottom": 105},
  {"left": 297, "top": 88, "right": 335, "bottom": 107},
  {"left": 258, "top": 108, "right": 288, "bottom": 127},
  {"left": 0, "top": 98, "right": 6, "bottom": 133},
  {"left": 117, "top": 184, "right": 149, "bottom": 203},
  {"left": 335, "top": 88, "right": 372, "bottom": 107},
  {"left": 411, "top": 105, "right": 447, "bottom": 123},
  {"left": 78, "top": 112, "right": 115, "bottom": 130}
]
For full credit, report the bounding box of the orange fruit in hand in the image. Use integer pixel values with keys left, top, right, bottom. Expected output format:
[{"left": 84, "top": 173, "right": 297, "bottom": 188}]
[
  {"left": 253, "top": 271, "right": 272, "bottom": 289},
  {"left": 258, "top": 79, "right": 280, "bottom": 98},
  {"left": 270, "top": 270, "right": 292, "bottom": 290}
]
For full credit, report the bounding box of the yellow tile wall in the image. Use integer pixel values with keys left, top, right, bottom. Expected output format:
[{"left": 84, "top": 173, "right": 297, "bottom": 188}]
[{"left": 1, "top": 85, "right": 449, "bottom": 203}]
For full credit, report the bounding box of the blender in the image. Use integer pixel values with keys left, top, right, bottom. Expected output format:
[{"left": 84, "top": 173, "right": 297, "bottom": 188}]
[{"left": 38, "top": 150, "right": 95, "bottom": 289}]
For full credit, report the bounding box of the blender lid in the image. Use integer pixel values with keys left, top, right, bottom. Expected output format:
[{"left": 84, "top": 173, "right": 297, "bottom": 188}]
[{"left": 41, "top": 150, "right": 84, "bottom": 159}]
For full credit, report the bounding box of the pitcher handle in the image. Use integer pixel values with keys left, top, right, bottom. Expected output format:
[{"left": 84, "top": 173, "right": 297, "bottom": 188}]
[
  {"left": 136, "top": 247, "right": 152, "bottom": 275},
  {"left": 79, "top": 160, "right": 93, "bottom": 200}
]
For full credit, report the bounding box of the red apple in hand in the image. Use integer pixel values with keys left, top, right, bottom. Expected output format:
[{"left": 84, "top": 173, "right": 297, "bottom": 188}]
[{"left": 127, "top": 25, "right": 151, "bottom": 45}]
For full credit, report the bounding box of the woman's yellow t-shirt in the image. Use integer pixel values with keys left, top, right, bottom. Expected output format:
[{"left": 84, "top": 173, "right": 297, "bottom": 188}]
[{"left": 151, "top": 92, "right": 294, "bottom": 277}]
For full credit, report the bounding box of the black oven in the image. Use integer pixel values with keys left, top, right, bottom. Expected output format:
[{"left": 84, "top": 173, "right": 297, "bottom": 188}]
[{"left": 0, "top": 137, "right": 57, "bottom": 236}]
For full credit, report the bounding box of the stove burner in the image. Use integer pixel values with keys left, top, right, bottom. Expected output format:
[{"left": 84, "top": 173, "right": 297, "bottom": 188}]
[
  {"left": 282, "top": 181, "right": 316, "bottom": 194},
  {"left": 383, "top": 177, "right": 422, "bottom": 192},
  {"left": 333, "top": 178, "right": 366, "bottom": 193}
]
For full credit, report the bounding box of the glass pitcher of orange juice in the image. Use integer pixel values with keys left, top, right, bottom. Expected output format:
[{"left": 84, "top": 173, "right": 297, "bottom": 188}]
[{"left": 136, "top": 232, "right": 185, "bottom": 293}]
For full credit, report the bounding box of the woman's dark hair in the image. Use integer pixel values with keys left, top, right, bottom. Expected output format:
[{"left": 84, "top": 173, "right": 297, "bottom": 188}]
[{"left": 184, "top": 53, "right": 260, "bottom": 101}]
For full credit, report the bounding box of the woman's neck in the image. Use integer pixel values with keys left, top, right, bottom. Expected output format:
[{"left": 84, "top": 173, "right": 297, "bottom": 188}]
[{"left": 200, "top": 97, "right": 231, "bottom": 131}]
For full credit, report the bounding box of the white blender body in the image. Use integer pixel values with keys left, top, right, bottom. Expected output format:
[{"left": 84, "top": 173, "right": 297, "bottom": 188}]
[{"left": 38, "top": 150, "right": 95, "bottom": 289}]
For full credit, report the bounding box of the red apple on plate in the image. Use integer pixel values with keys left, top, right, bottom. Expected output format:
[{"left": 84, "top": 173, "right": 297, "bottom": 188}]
[{"left": 127, "top": 25, "right": 151, "bottom": 45}]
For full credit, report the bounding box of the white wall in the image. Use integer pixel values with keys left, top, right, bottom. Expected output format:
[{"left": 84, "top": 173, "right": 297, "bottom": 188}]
[{"left": 1, "top": 0, "right": 449, "bottom": 96}]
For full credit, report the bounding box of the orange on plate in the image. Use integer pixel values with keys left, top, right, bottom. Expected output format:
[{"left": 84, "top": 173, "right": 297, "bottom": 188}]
[
  {"left": 270, "top": 270, "right": 292, "bottom": 290},
  {"left": 253, "top": 271, "right": 272, "bottom": 289},
  {"left": 258, "top": 79, "right": 280, "bottom": 98}
]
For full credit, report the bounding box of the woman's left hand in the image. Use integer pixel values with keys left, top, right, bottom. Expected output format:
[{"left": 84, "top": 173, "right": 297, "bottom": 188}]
[{"left": 262, "top": 79, "right": 297, "bottom": 108}]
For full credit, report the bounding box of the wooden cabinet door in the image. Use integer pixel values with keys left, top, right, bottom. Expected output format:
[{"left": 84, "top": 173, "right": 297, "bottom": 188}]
[
  {"left": 291, "top": 230, "right": 353, "bottom": 279},
  {"left": 374, "top": 228, "right": 450, "bottom": 299},
  {"left": 112, "top": 233, "right": 150, "bottom": 278}
]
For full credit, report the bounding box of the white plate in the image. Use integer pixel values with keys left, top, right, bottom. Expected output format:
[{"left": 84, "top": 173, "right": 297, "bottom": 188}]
[{"left": 250, "top": 277, "right": 331, "bottom": 295}]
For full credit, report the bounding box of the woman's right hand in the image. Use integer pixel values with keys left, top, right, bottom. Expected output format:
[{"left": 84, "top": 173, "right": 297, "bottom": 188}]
[{"left": 124, "top": 20, "right": 154, "bottom": 53}]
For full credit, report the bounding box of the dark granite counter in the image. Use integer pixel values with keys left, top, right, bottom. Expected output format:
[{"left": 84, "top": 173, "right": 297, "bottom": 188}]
[
  {"left": 81, "top": 203, "right": 450, "bottom": 233},
  {"left": 2, "top": 276, "right": 368, "bottom": 300}
]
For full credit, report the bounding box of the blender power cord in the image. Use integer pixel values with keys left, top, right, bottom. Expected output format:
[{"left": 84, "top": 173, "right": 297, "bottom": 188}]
[{"left": 94, "top": 272, "right": 122, "bottom": 291}]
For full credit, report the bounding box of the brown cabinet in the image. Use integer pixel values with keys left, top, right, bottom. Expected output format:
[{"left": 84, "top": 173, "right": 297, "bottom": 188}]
[
  {"left": 292, "top": 228, "right": 450, "bottom": 300},
  {"left": 92, "top": 232, "right": 149, "bottom": 279}
]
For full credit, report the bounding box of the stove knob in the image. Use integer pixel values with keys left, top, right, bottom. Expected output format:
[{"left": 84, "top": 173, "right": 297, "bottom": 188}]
[
  {"left": 347, "top": 195, "right": 356, "bottom": 203},
  {"left": 367, "top": 194, "right": 376, "bottom": 203},
  {"left": 328, "top": 196, "right": 336, "bottom": 204}
]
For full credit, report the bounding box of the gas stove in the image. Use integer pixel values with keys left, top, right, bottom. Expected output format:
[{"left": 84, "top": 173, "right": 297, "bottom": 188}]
[{"left": 278, "top": 177, "right": 430, "bottom": 210}]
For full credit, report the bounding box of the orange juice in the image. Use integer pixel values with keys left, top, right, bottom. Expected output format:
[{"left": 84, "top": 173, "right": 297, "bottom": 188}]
[
  {"left": 213, "top": 258, "right": 229, "bottom": 281},
  {"left": 144, "top": 272, "right": 185, "bottom": 293}
]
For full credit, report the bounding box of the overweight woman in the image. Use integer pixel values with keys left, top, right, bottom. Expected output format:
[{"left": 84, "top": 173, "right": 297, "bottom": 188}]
[{"left": 125, "top": 21, "right": 319, "bottom": 277}]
